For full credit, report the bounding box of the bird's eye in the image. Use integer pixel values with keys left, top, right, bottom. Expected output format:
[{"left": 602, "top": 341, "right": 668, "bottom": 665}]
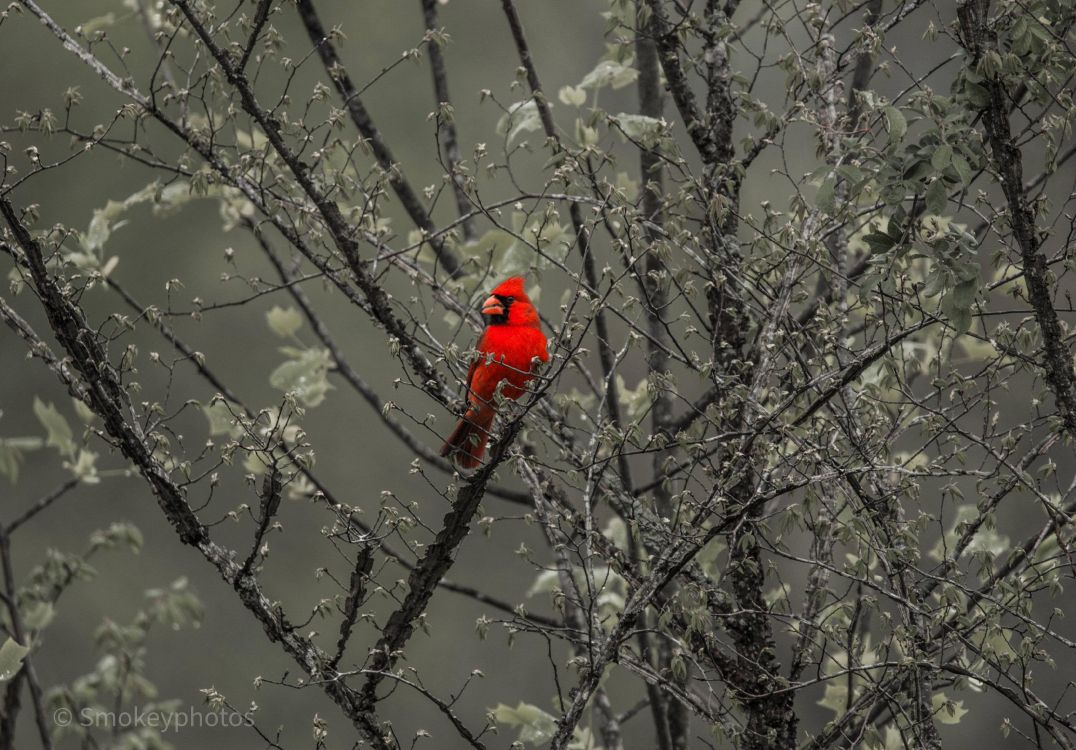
[{"left": 505, "top": 296, "right": 515, "bottom": 304}]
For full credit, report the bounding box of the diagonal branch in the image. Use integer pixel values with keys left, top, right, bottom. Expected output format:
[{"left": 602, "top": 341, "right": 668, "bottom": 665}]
[
  {"left": 356, "top": 408, "right": 532, "bottom": 709},
  {"left": 237, "top": 0, "right": 273, "bottom": 74},
  {"left": 419, "top": 0, "right": 476, "bottom": 242},
  {"left": 294, "top": 0, "right": 465, "bottom": 278}
]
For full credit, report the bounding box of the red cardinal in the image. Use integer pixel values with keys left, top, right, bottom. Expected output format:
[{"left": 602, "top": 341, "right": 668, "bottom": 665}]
[{"left": 440, "top": 276, "right": 549, "bottom": 468}]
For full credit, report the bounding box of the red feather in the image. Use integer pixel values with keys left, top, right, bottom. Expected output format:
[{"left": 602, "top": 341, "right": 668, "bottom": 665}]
[{"left": 440, "top": 277, "right": 549, "bottom": 468}]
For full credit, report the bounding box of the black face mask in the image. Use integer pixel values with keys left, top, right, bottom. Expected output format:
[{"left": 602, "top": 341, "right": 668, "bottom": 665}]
[{"left": 484, "top": 295, "right": 513, "bottom": 326}]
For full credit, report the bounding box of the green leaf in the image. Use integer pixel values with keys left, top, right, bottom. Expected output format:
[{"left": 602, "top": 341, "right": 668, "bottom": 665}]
[
  {"left": 500, "top": 243, "right": 538, "bottom": 279},
  {"left": 932, "top": 692, "right": 968, "bottom": 725},
  {"left": 968, "top": 82, "right": 991, "bottom": 107},
  {"left": 33, "top": 397, "right": 75, "bottom": 458},
  {"left": 944, "top": 304, "right": 972, "bottom": 335},
  {"left": 951, "top": 153, "right": 973, "bottom": 186},
  {"left": 0, "top": 639, "right": 29, "bottom": 681},
  {"left": 941, "top": 277, "right": 978, "bottom": 334},
  {"left": 83, "top": 207, "right": 119, "bottom": 253},
  {"left": 0, "top": 437, "right": 44, "bottom": 484},
  {"left": 526, "top": 570, "right": 560, "bottom": 598},
  {"left": 816, "top": 175, "right": 837, "bottom": 213},
  {"left": 557, "top": 85, "right": 586, "bottom": 107},
  {"left": 615, "top": 375, "right": 652, "bottom": 422},
  {"left": 904, "top": 158, "right": 934, "bottom": 182},
  {"left": 670, "top": 652, "right": 687, "bottom": 681},
  {"left": 0, "top": 444, "right": 20, "bottom": 485},
  {"left": 90, "top": 521, "right": 144, "bottom": 553},
  {"left": 65, "top": 449, "right": 100, "bottom": 484},
  {"left": 492, "top": 702, "right": 558, "bottom": 745},
  {"left": 266, "top": 306, "right": 303, "bottom": 338},
  {"left": 931, "top": 143, "right": 953, "bottom": 171},
  {"left": 884, "top": 106, "right": 907, "bottom": 143},
  {"left": 79, "top": 13, "right": 116, "bottom": 35},
  {"left": 203, "top": 400, "right": 243, "bottom": 438},
  {"left": 22, "top": 602, "right": 55, "bottom": 632},
  {"left": 862, "top": 231, "right": 897, "bottom": 253},
  {"left": 82, "top": 183, "right": 159, "bottom": 253},
  {"left": 497, "top": 100, "right": 542, "bottom": 145},
  {"left": 578, "top": 59, "right": 638, "bottom": 90},
  {"left": 269, "top": 348, "right": 333, "bottom": 407},
  {"left": 461, "top": 229, "right": 516, "bottom": 260},
  {"left": 925, "top": 179, "right": 948, "bottom": 216},
  {"left": 950, "top": 275, "right": 979, "bottom": 307},
  {"left": 72, "top": 397, "right": 96, "bottom": 424},
  {"left": 574, "top": 118, "right": 597, "bottom": 149},
  {"left": 611, "top": 113, "right": 664, "bottom": 148},
  {"left": 988, "top": 628, "right": 1019, "bottom": 662},
  {"left": 614, "top": 172, "right": 639, "bottom": 202}
]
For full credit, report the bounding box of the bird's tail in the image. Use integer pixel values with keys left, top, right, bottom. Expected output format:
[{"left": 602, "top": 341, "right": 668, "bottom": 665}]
[{"left": 440, "top": 408, "right": 495, "bottom": 469}]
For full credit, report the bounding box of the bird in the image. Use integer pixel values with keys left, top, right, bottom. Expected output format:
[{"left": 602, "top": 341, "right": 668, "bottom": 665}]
[{"left": 440, "top": 276, "right": 549, "bottom": 469}]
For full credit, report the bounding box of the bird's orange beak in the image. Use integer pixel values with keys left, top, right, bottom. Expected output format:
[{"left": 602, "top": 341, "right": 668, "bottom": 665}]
[{"left": 481, "top": 295, "right": 505, "bottom": 316}]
